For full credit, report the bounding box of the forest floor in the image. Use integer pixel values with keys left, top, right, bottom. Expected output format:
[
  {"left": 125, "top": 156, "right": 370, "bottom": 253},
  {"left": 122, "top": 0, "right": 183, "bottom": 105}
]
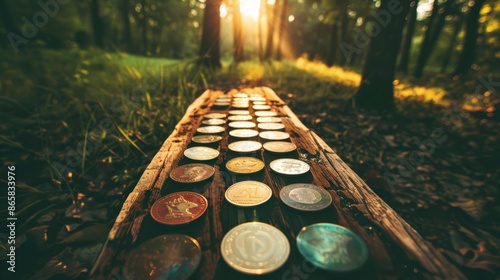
[{"left": 1, "top": 50, "right": 499, "bottom": 279}]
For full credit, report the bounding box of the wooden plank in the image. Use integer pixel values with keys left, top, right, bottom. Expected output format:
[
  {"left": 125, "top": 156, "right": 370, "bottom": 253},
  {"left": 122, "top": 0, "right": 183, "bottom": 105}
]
[{"left": 90, "top": 87, "right": 465, "bottom": 280}]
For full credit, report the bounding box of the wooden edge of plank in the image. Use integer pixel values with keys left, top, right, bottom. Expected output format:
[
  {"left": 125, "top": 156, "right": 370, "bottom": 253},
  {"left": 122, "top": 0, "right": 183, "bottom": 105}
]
[
  {"left": 257, "top": 86, "right": 465, "bottom": 279},
  {"left": 90, "top": 89, "right": 218, "bottom": 277}
]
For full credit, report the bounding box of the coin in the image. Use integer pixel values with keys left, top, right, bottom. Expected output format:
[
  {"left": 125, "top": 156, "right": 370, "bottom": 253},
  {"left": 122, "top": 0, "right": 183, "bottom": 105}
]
[
  {"left": 253, "top": 105, "right": 271, "bottom": 110},
  {"left": 197, "top": 126, "right": 225, "bottom": 134},
  {"left": 184, "top": 147, "right": 219, "bottom": 161},
  {"left": 253, "top": 101, "right": 267, "bottom": 105},
  {"left": 170, "top": 163, "right": 215, "bottom": 183},
  {"left": 202, "top": 118, "right": 225, "bottom": 125},
  {"left": 257, "top": 117, "right": 282, "bottom": 123},
  {"left": 255, "top": 111, "right": 278, "bottom": 117},
  {"left": 228, "top": 115, "right": 252, "bottom": 121},
  {"left": 296, "top": 223, "right": 369, "bottom": 272},
  {"left": 221, "top": 222, "right": 290, "bottom": 274},
  {"left": 229, "top": 110, "right": 250, "bottom": 115},
  {"left": 258, "top": 123, "right": 285, "bottom": 130},
  {"left": 225, "top": 181, "right": 272, "bottom": 206},
  {"left": 234, "top": 93, "right": 248, "bottom": 98},
  {"left": 229, "top": 129, "right": 259, "bottom": 138},
  {"left": 249, "top": 96, "right": 266, "bottom": 102},
  {"left": 124, "top": 234, "right": 201, "bottom": 280},
  {"left": 259, "top": 131, "right": 290, "bottom": 141},
  {"left": 151, "top": 192, "right": 208, "bottom": 225},
  {"left": 191, "top": 135, "right": 222, "bottom": 144},
  {"left": 228, "top": 141, "right": 262, "bottom": 153},
  {"left": 204, "top": 113, "right": 227, "bottom": 119},
  {"left": 213, "top": 102, "right": 230, "bottom": 107},
  {"left": 226, "top": 157, "right": 265, "bottom": 174},
  {"left": 270, "top": 158, "right": 310, "bottom": 175},
  {"left": 232, "top": 103, "right": 249, "bottom": 109},
  {"left": 228, "top": 121, "right": 256, "bottom": 129},
  {"left": 280, "top": 184, "right": 332, "bottom": 211},
  {"left": 263, "top": 141, "right": 297, "bottom": 153}
]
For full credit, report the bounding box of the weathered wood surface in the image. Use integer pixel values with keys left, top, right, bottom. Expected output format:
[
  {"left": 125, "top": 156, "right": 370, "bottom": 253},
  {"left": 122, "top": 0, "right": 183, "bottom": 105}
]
[{"left": 91, "top": 87, "right": 465, "bottom": 280}]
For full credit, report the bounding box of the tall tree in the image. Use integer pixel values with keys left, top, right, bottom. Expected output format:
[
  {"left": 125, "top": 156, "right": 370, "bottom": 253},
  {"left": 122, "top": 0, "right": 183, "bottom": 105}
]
[
  {"left": 414, "top": 0, "right": 454, "bottom": 78},
  {"left": 326, "top": 20, "right": 338, "bottom": 67},
  {"left": 275, "top": 0, "right": 289, "bottom": 60},
  {"left": 199, "top": 0, "right": 222, "bottom": 68},
  {"left": 90, "top": 0, "right": 105, "bottom": 49},
  {"left": 398, "top": 0, "right": 419, "bottom": 73},
  {"left": 258, "top": 0, "right": 266, "bottom": 61},
  {"left": 264, "top": 0, "right": 280, "bottom": 60},
  {"left": 441, "top": 13, "right": 463, "bottom": 73},
  {"left": 233, "top": 0, "right": 245, "bottom": 62},
  {"left": 140, "top": 0, "right": 148, "bottom": 53},
  {"left": 338, "top": 0, "right": 349, "bottom": 66},
  {"left": 355, "top": 0, "right": 410, "bottom": 111},
  {"left": 454, "top": 0, "right": 486, "bottom": 75},
  {"left": 119, "top": 0, "right": 132, "bottom": 51}
]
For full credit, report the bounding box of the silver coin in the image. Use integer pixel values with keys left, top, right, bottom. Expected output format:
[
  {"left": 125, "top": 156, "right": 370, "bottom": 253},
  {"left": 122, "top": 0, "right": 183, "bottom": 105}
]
[
  {"left": 229, "top": 129, "right": 259, "bottom": 138},
  {"left": 232, "top": 103, "right": 249, "bottom": 109},
  {"left": 258, "top": 123, "right": 285, "bottom": 130},
  {"left": 280, "top": 184, "right": 332, "bottom": 211},
  {"left": 204, "top": 113, "right": 227, "bottom": 119},
  {"left": 255, "top": 111, "right": 278, "bottom": 117},
  {"left": 202, "top": 118, "right": 225, "bottom": 126},
  {"left": 197, "top": 126, "right": 225, "bottom": 134},
  {"left": 228, "top": 115, "right": 253, "bottom": 121},
  {"left": 249, "top": 96, "right": 266, "bottom": 102},
  {"left": 221, "top": 222, "right": 290, "bottom": 274},
  {"left": 253, "top": 101, "right": 267, "bottom": 105},
  {"left": 270, "top": 158, "right": 310, "bottom": 175},
  {"left": 229, "top": 121, "right": 256, "bottom": 129},
  {"left": 229, "top": 110, "right": 250, "bottom": 115},
  {"left": 184, "top": 147, "right": 219, "bottom": 161},
  {"left": 234, "top": 93, "right": 248, "bottom": 98},
  {"left": 259, "top": 131, "right": 290, "bottom": 141},
  {"left": 253, "top": 105, "right": 271, "bottom": 110},
  {"left": 257, "top": 117, "right": 282, "bottom": 123},
  {"left": 225, "top": 181, "right": 272, "bottom": 207},
  {"left": 296, "top": 223, "right": 369, "bottom": 272},
  {"left": 228, "top": 140, "right": 262, "bottom": 153},
  {"left": 213, "top": 102, "right": 230, "bottom": 107},
  {"left": 192, "top": 135, "right": 222, "bottom": 144},
  {"left": 263, "top": 141, "right": 297, "bottom": 153}
]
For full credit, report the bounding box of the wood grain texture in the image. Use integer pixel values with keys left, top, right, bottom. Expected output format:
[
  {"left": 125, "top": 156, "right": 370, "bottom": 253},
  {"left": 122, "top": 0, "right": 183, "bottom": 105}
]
[{"left": 90, "top": 87, "right": 465, "bottom": 280}]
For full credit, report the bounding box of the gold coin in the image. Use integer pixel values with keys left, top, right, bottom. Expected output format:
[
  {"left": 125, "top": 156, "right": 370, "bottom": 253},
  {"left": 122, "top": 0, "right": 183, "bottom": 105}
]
[
  {"left": 253, "top": 101, "right": 267, "bottom": 105},
  {"left": 263, "top": 141, "right": 297, "bottom": 153},
  {"left": 204, "top": 113, "right": 227, "bottom": 119},
  {"left": 228, "top": 141, "right": 262, "bottom": 153},
  {"left": 226, "top": 157, "right": 265, "bottom": 174},
  {"left": 228, "top": 121, "right": 256, "bottom": 129},
  {"left": 249, "top": 96, "right": 266, "bottom": 102},
  {"left": 225, "top": 181, "right": 272, "bottom": 206},
  {"left": 253, "top": 105, "right": 271, "bottom": 110},
  {"left": 234, "top": 93, "right": 248, "bottom": 98},
  {"left": 184, "top": 147, "right": 219, "bottom": 161},
  {"left": 229, "top": 129, "right": 259, "bottom": 138},
  {"left": 232, "top": 103, "right": 249, "bottom": 109}
]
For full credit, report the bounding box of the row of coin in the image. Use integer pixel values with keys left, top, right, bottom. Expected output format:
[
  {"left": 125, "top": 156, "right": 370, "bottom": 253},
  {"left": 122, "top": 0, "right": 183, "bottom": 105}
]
[{"left": 125, "top": 92, "right": 368, "bottom": 279}]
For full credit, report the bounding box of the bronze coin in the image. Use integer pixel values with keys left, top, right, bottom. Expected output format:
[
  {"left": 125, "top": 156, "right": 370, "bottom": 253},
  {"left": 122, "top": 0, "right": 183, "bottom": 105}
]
[
  {"left": 150, "top": 192, "right": 208, "bottom": 225},
  {"left": 170, "top": 163, "right": 215, "bottom": 183}
]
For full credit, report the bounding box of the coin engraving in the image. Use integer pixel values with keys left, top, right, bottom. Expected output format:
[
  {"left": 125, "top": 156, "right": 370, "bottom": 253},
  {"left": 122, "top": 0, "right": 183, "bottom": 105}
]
[
  {"left": 150, "top": 192, "right": 208, "bottom": 225},
  {"left": 226, "top": 157, "right": 265, "bottom": 174},
  {"left": 270, "top": 158, "right": 310, "bottom": 175},
  {"left": 170, "top": 163, "right": 215, "bottom": 183},
  {"left": 225, "top": 181, "right": 272, "bottom": 206}
]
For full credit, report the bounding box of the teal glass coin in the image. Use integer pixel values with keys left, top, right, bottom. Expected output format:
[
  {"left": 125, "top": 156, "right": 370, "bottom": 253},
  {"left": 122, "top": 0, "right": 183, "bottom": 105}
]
[{"left": 296, "top": 223, "right": 369, "bottom": 272}]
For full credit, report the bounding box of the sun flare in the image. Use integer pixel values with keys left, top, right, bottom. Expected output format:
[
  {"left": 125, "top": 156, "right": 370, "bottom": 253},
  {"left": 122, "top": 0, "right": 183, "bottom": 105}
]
[{"left": 240, "top": 0, "right": 261, "bottom": 20}]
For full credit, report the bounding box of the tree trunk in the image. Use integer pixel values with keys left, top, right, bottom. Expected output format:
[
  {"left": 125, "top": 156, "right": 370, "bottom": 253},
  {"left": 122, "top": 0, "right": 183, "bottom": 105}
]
[
  {"left": 90, "top": 0, "right": 105, "bottom": 49},
  {"left": 355, "top": 0, "right": 410, "bottom": 111},
  {"left": 264, "top": 0, "right": 280, "bottom": 61},
  {"left": 258, "top": 0, "right": 266, "bottom": 61},
  {"left": 398, "top": 0, "right": 419, "bottom": 74},
  {"left": 441, "top": 16, "right": 462, "bottom": 73},
  {"left": 233, "top": 0, "right": 244, "bottom": 62},
  {"left": 275, "top": 0, "right": 288, "bottom": 61},
  {"left": 454, "top": 0, "right": 486, "bottom": 75},
  {"left": 326, "top": 21, "right": 338, "bottom": 67},
  {"left": 199, "top": 0, "right": 222, "bottom": 68},
  {"left": 140, "top": 0, "right": 148, "bottom": 54},
  {"left": 414, "top": 0, "right": 453, "bottom": 78},
  {"left": 338, "top": 0, "right": 349, "bottom": 66},
  {"left": 119, "top": 0, "right": 132, "bottom": 51}
]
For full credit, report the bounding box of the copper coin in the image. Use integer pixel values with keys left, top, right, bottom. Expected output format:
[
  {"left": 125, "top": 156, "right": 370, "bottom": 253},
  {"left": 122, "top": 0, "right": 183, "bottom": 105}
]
[
  {"left": 255, "top": 111, "right": 278, "bottom": 117},
  {"left": 124, "top": 234, "right": 201, "bottom": 280},
  {"left": 202, "top": 118, "right": 225, "bottom": 126},
  {"left": 204, "top": 113, "right": 227, "bottom": 119},
  {"left": 150, "top": 192, "right": 208, "bottom": 225},
  {"left": 263, "top": 141, "right": 297, "bottom": 153},
  {"left": 258, "top": 123, "right": 285, "bottom": 130},
  {"left": 229, "top": 129, "right": 259, "bottom": 138},
  {"left": 226, "top": 157, "right": 265, "bottom": 174},
  {"left": 170, "top": 163, "right": 215, "bottom": 183},
  {"left": 192, "top": 135, "right": 222, "bottom": 144},
  {"left": 228, "top": 115, "right": 253, "bottom": 121}
]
